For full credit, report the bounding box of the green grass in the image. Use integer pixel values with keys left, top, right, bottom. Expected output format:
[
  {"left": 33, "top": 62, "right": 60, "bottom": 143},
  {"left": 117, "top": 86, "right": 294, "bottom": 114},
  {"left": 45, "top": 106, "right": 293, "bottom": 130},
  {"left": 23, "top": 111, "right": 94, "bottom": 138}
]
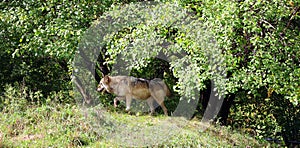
[
  {"left": 0, "top": 85, "right": 277, "bottom": 147},
  {"left": 0, "top": 101, "right": 277, "bottom": 147}
]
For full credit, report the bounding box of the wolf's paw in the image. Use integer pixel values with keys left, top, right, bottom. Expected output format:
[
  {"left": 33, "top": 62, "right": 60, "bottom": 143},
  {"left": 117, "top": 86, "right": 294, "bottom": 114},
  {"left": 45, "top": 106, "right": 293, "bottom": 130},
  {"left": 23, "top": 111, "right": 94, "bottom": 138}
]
[
  {"left": 125, "top": 110, "right": 134, "bottom": 115},
  {"left": 149, "top": 111, "right": 157, "bottom": 116}
]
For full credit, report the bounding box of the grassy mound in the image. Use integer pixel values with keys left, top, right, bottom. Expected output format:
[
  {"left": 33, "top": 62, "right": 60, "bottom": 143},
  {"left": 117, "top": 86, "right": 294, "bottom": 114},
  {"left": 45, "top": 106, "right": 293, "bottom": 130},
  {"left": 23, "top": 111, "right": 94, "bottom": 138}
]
[
  {"left": 0, "top": 101, "right": 276, "bottom": 147},
  {"left": 0, "top": 86, "right": 277, "bottom": 147}
]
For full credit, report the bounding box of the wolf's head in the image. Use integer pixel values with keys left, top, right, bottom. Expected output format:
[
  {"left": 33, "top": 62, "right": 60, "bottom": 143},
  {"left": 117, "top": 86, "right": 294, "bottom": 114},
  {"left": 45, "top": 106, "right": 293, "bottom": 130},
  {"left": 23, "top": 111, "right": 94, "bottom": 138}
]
[{"left": 97, "top": 75, "right": 112, "bottom": 93}]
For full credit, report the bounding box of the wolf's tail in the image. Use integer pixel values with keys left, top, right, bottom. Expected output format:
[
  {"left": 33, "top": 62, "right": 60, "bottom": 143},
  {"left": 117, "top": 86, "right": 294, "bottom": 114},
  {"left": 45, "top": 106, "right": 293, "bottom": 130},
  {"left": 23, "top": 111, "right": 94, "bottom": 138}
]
[{"left": 163, "top": 82, "right": 171, "bottom": 97}]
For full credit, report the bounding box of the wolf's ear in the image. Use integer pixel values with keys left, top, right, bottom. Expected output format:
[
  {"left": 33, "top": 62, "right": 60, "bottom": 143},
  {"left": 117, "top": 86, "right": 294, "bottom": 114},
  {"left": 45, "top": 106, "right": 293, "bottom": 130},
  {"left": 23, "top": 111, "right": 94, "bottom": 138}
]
[{"left": 103, "top": 75, "right": 110, "bottom": 83}]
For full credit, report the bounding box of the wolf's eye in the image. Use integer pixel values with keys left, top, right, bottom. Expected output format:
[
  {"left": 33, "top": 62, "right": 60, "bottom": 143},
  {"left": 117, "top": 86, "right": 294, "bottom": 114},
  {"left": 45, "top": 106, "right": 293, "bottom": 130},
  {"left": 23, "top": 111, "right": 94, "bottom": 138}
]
[{"left": 98, "top": 82, "right": 102, "bottom": 87}]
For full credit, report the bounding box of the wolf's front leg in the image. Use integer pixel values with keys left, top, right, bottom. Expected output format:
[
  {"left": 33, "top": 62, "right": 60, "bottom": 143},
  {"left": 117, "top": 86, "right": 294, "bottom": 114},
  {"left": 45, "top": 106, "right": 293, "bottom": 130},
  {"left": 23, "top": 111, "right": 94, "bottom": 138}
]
[{"left": 125, "top": 95, "right": 132, "bottom": 111}]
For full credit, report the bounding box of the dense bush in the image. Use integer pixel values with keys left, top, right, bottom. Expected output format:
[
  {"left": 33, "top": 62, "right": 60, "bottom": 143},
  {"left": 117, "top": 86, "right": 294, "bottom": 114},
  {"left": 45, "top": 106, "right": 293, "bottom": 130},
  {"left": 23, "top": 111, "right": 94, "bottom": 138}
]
[
  {"left": 185, "top": 0, "right": 300, "bottom": 144},
  {"left": 0, "top": 0, "right": 124, "bottom": 95},
  {"left": 1, "top": 0, "right": 299, "bottom": 146}
]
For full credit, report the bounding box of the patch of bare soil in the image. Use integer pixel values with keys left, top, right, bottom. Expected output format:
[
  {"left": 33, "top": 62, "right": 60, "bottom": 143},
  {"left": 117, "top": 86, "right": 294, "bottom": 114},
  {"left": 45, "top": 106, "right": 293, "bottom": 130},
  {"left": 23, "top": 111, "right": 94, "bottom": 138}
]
[{"left": 11, "top": 134, "right": 44, "bottom": 141}]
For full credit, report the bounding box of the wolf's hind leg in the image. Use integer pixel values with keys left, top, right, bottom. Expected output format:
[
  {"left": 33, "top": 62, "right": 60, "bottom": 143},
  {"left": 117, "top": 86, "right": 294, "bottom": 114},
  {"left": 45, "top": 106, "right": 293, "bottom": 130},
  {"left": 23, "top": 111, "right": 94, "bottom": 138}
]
[
  {"left": 160, "top": 101, "right": 168, "bottom": 116},
  {"left": 151, "top": 93, "right": 168, "bottom": 116},
  {"left": 147, "top": 97, "right": 155, "bottom": 115}
]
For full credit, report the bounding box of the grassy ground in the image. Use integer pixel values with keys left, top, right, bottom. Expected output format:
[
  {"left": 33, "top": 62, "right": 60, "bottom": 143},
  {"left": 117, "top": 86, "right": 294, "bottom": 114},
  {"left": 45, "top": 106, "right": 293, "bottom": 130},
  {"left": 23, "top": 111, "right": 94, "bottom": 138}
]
[
  {"left": 0, "top": 102, "right": 277, "bottom": 147},
  {"left": 0, "top": 86, "right": 277, "bottom": 147}
]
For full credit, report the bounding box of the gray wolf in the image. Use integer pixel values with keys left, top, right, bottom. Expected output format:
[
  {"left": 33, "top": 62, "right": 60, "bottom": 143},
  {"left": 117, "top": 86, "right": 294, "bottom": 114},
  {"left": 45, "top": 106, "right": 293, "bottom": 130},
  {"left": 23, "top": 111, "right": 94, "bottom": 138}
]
[{"left": 97, "top": 75, "right": 171, "bottom": 115}]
